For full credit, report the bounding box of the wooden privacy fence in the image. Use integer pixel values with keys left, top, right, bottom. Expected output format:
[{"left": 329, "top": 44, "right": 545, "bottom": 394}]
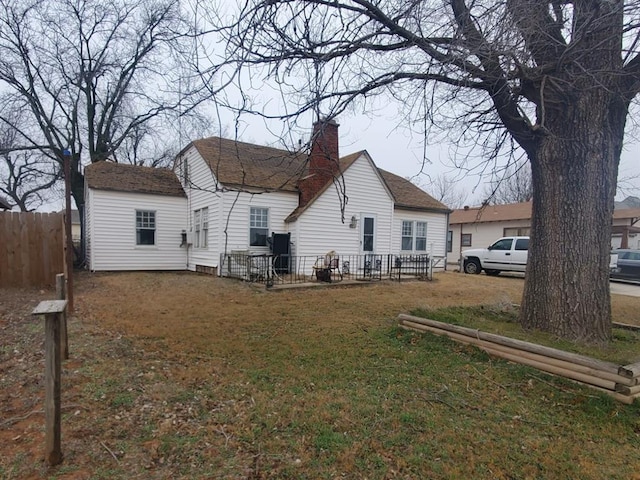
[{"left": 0, "top": 211, "right": 64, "bottom": 288}]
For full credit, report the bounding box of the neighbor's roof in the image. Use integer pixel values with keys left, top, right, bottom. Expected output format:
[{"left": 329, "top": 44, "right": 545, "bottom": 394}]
[
  {"left": 0, "top": 196, "right": 10, "bottom": 210},
  {"left": 613, "top": 208, "right": 640, "bottom": 221},
  {"left": 450, "top": 201, "right": 532, "bottom": 224},
  {"left": 58, "top": 209, "right": 80, "bottom": 224},
  {"left": 378, "top": 169, "right": 450, "bottom": 213},
  {"left": 85, "top": 161, "right": 186, "bottom": 197},
  {"left": 189, "top": 137, "right": 308, "bottom": 192}
]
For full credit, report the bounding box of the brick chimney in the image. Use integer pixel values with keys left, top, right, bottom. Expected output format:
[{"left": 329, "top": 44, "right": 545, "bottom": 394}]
[{"left": 299, "top": 119, "right": 340, "bottom": 207}]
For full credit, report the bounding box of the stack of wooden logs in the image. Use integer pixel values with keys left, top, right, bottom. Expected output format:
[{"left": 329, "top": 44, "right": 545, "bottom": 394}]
[{"left": 398, "top": 314, "right": 640, "bottom": 404}]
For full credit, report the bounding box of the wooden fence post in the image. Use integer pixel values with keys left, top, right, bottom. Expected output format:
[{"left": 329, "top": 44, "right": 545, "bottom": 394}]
[
  {"left": 55, "top": 274, "right": 69, "bottom": 360},
  {"left": 32, "top": 300, "right": 67, "bottom": 467}
]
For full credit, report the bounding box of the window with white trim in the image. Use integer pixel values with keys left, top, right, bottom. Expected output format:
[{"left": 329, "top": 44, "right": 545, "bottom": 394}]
[
  {"left": 401, "top": 220, "right": 428, "bottom": 252},
  {"left": 194, "top": 210, "right": 201, "bottom": 248},
  {"left": 416, "top": 221, "right": 427, "bottom": 251},
  {"left": 193, "top": 207, "right": 209, "bottom": 248},
  {"left": 401, "top": 221, "right": 413, "bottom": 250},
  {"left": 201, "top": 208, "right": 208, "bottom": 248},
  {"left": 250, "top": 207, "right": 269, "bottom": 246},
  {"left": 136, "top": 210, "right": 156, "bottom": 245}
]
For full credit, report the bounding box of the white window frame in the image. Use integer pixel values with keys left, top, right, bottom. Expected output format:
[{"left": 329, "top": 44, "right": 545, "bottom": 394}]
[
  {"left": 194, "top": 209, "right": 201, "bottom": 248},
  {"left": 401, "top": 220, "right": 413, "bottom": 251},
  {"left": 193, "top": 207, "right": 209, "bottom": 249},
  {"left": 401, "top": 220, "right": 428, "bottom": 252},
  {"left": 415, "top": 221, "right": 427, "bottom": 251},
  {"left": 136, "top": 210, "right": 156, "bottom": 246},
  {"left": 201, "top": 207, "right": 208, "bottom": 248},
  {"left": 250, "top": 207, "right": 269, "bottom": 247}
]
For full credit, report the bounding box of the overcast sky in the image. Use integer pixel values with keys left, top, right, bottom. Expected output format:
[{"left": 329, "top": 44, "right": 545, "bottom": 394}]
[{"left": 216, "top": 106, "right": 640, "bottom": 207}]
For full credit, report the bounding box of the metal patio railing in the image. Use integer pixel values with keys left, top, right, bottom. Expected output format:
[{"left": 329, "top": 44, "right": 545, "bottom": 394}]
[{"left": 220, "top": 252, "right": 434, "bottom": 287}]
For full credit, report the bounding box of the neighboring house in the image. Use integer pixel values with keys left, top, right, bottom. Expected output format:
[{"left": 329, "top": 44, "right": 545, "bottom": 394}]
[
  {"left": 84, "top": 120, "right": 451, "bottom": 273},
  {"left": 84, "top": 162, "right": 188, "bottom": 271},
  {"left": 448, "top": 202, "right": 532, "bottom": 265},
  {"left": 612, "top": 208, "right": 640, "bottom": 249},
  {"left": 173, "top": 120, "right": 451, "bottom": 275},
  {"left": 58, "top": 209, "right": 82, "bottom": 241},
  {"left": 0, "top": 196, "right": 11, "bottom": 210},
  {"left": 448, "top": 201, "right": 640, "bottom": 265}
]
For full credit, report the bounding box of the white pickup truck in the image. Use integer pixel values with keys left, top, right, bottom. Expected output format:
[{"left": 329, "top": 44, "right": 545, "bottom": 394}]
[
  {"left": 463, "top": 236, "right": 619, "bottom": 276},
  {"left": 462, "top": 236, "right": 529, "bottom": 275}
]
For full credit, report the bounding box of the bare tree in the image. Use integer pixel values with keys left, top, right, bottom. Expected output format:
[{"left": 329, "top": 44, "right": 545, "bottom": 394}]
[
  {"left": 209, "top": 0, "right": 640, "bottom": 343},
  {"left": 0, "top": 0, "right": 207, "bottom": 240},
  {"left": 0, "top": 109, "right": 60, "bottom": 211},
  {"left": 483, "top": 163, "right": 533, "bottom": 205},
  {"left": 419, "top": 174, "right": 469, "bottom": 209}
]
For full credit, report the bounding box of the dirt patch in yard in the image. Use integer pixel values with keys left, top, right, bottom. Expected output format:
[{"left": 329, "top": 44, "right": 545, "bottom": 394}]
[{"left": 1, "top": 271, "right": 639, "bottom": 479}]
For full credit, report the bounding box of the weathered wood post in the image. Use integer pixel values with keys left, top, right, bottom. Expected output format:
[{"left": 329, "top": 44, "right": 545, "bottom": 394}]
[
  {"left": 55, "top": 274, "right": 69, "bottom": 360},
  {"left": 32, "top": 300, "right": 67, "bottom": 466}
]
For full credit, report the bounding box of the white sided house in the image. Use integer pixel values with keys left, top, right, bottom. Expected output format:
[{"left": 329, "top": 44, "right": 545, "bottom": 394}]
[
  {"left": 175, "top": 120, "right": 451, "bottom": 276},
  {"left": 84, "top": 120, "right": 451, "bottom": 277},
  {"left": 84, "top": 162, "right": 188, "bottom": 271}
]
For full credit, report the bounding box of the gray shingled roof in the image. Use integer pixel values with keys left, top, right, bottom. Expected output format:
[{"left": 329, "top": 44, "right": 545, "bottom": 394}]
[
  {"left": 190, "top": 137, "right": 308, "bottom": 192},
  {"left": 85, "top": 161, "right": 186, "bottom": 197},
  {"left": 378, "top": 169, "right": 450, "bottom": 213},
  {"left": 191, "top": 137, "right": 449, "bottom": 213}
]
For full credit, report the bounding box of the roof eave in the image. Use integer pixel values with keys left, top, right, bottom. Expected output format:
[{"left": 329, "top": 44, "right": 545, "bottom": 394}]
[{"left": 395, "top": 204, "right": 453, "bottom": 214}]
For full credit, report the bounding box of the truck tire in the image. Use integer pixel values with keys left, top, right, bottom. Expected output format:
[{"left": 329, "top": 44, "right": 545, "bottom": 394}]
[{"left": 464, "top": 259, "right": 481, "bottom": 274}]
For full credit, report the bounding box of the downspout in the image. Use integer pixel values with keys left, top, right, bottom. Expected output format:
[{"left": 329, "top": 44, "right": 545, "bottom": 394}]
[
  {"left": 444, "top": 211, "right": 450, "bottom": 271},
  {"left": 459, "top": 223, "right": 464, "bottom": 272}
]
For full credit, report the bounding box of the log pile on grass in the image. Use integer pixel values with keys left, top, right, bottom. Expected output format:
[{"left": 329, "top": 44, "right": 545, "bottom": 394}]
[{"left": 398, "top": 314, "right": 640, "bottom": 405}]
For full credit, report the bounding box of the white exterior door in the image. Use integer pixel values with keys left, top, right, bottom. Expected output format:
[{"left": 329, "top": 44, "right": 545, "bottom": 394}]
[{"left": 361, "top": 215, "right": 375, "bottom": 254}]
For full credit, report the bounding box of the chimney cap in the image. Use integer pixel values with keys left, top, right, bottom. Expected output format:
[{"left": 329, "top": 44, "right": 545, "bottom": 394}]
[{"left": 314, "top": 117, "right": 339, "bottom": 127}]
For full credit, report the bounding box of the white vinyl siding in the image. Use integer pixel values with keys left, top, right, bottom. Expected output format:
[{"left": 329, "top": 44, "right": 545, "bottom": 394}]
[
  {"left": 292, "top": 153, "right": 394, "bottom": 259},
  {"left": 178, "top": 148, "right": 222, "bottom": 270},
  {"left": 84, "top": 186, "right": 93, "bottom": 268},
  {"left": 221, "top": 190, "right": 297, "bottom": 256},
  {"left": 86, "top": 189, "right": 187, "bottom": 271},
  {"left": 392, "top": 209, "right": 447, "bottom": 270}
]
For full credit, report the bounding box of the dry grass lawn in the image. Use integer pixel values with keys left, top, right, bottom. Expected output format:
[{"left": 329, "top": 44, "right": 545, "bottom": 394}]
[{"left": 1, "top": 271, "right": 640, "bottom": 479}]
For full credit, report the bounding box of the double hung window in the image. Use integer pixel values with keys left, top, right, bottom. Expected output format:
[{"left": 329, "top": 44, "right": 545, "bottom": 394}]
[
  {"left": 250, "top": 207, "right": 269, "bottom": 246},
  {"left": 136, "top": 210, "right": 156, "bottom": 245}
]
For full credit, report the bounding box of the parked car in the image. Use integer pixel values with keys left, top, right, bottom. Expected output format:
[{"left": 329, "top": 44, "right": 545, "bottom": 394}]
[
  {"left": 462, "top": 236, "right": 529, "bottom": 275},
  {"left": 611, "top": 249, "right": 640, "bottom": 278}
]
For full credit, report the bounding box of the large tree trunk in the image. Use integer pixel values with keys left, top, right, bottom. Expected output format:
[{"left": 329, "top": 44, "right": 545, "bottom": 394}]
[{"left": 520, "top": 90, "right": 627, "bottom": 344}]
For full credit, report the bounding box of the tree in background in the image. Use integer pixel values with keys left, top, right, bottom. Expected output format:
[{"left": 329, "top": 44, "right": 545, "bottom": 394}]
[
  {"left": 483, "top": 163, "right": 533, "bottom": 205},
  {"left": 0, "top": 108, "right": 60, "bottom": 211},
  {"left": 211, "top": 0, "right": 640, "bottom": 343},
  {"left": 419, "top": 174, "right": 469, "bottom": 210},
  {"left": 0, "top": 0, "right": 208, "bottom": 237}
]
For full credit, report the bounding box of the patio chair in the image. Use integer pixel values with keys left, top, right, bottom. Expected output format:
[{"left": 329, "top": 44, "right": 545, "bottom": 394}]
[{"left": 313, "top": 250, "right": 342, "bottom": 282}]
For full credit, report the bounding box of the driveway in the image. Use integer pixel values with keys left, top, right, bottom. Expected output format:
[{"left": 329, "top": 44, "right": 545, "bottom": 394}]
[{"left": 610, "top": 280, "right": 640, "bottom": 297}]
